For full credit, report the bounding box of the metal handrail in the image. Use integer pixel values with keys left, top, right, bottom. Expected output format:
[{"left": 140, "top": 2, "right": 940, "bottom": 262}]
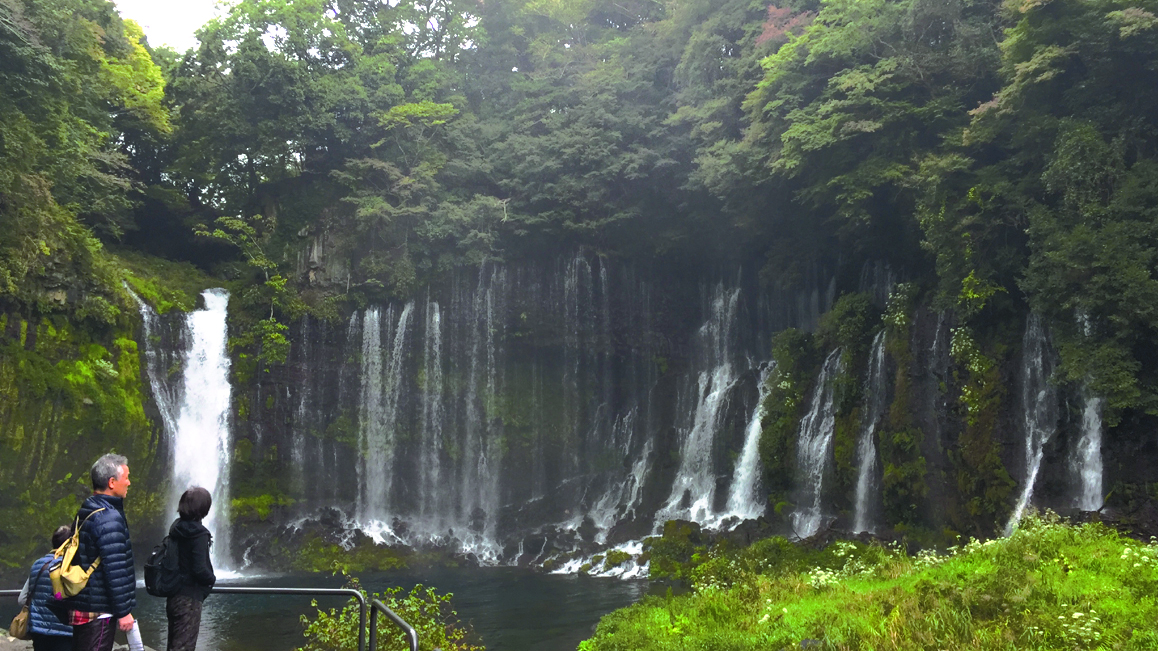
[
  {"left": 368, "top": 598, "right": 419, "bottom": 651},
  {"left": 210, "top": 587, "right": 367, "bottom": 651},
  {"left": 1, "top": 586, "right": 369, "bottom": 651}
]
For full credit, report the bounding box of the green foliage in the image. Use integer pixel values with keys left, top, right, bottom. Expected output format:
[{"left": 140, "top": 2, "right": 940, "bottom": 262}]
[
  {"left": 948, "top": 326, "right": 1014, "bottom": 534},
  {"left": 582, "top": 514, "right": 1158, "bottom": 650},
  {"left": 116, "top": 250, "right": 219, "bottom": 313},
  {"left": 878, "top": 295, "right": 928, "bottom": 528},
  {"left": 604, "top": 550, "right": 632, "bottom": 570},
  {"left": 231, "top": 493, "right": 296, "bottom": 522},
  {"left": 294, "top": 536, "right": 408, "bottom": 574},
  {"left": 300, "top": 578, "right": 482, "bottom": 651},
  {"left": 819, "top": 292, "right": 879, "bottom": 502},
  {"left": 758, "top": 329, "right": 819, "bottom": 510},
  {"left": 644, "top": 520, "right": 708, "bottom": 581},
  {"left": 0, "top": 314, "right": 156, "bottom": 574}
]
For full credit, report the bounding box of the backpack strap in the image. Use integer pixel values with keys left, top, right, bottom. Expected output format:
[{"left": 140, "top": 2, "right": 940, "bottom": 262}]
[{"left": 56, "top": 507, "right": 108, "bottom": 564}]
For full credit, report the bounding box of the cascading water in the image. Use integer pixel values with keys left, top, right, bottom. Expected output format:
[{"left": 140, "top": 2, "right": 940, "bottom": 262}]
[
  {"left": 255, "top": 253, "right": 833, "bottom": 569},
  {"left": 1075, "top": 392, "right": 1104, "bottom": 511},
  {"left": 657, "top": 283, "right": 741, "bottom": 524},
  {"left": 458, "top": 265, "right": 505, "bottom": 556},
  {"left": 1006, "top": 315, "right": 1059, "bottom": 534},
  {"left": 1072, "top": 312, "right": 1105, "bottom": 512},
  {"left": 418, "top": 297, "right": 444, "bottom": 522},
  {"left": 792, "top": 349, "right": 843, "bottom": 539},
  {"left": 723, "top": 363, "right": 775, "bottom": 522},
  {"left": 164, "top": 289, "right": 234, "bottom": 569},
  {"left": 359, "top": 302, "right": 414, "bottom": 534},
  {"left": 853, "top": 331, "right": 888, "bottom": 534},
  {"left": 588, "top": 410, "right": 651, "bottom": 543},
  {"left": 127, "top": 288, "right": 181, "bottom": 436}
]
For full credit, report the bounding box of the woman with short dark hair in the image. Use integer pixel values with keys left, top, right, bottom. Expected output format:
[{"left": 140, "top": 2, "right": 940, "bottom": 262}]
[
  {"left": 16, "top": 525, "right": 73, "bottom": 650},
  {"left": 166, "top": 486, "right": 217, "bottom": 651}
]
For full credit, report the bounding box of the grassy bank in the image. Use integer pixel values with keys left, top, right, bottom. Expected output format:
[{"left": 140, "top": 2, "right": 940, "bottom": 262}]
[{"left": 581, "top": 514, "right": 1158, "bottom": 650}]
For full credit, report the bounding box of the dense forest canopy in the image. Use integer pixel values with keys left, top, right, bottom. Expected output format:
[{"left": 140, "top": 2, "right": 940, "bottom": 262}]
[{"left": 3, "top": 0, "right": 1158, "bottom": 564}]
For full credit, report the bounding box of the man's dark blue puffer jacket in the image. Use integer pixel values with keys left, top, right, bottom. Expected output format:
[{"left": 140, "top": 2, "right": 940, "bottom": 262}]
[{"left": 66, "top": 494, "right": 136, "bottom": 618}]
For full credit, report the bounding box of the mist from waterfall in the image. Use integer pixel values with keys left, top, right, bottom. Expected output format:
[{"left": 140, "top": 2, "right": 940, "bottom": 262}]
[
  {"left": 853, "top": 331, "right": 888, "bottom": 534},
  {"left": 1006, "top": 315, "right": 1059, "bottom": 535},
  {"left": 792, "top": 348, "right": 843, "bottom": 539}
]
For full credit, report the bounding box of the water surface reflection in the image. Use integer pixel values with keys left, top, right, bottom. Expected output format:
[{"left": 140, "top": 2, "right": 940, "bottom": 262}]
[{"left": 127, "top": 568, "right": 646, "bottom": 650}]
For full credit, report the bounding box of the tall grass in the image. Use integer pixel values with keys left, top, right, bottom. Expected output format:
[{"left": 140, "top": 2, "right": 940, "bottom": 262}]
[{"left": 581, "top": 514, "right": 1158, "bottom": 650}]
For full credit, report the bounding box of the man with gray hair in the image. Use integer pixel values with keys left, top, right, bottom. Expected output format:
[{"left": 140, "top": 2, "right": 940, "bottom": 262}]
[{"left": 66, "top": 453, "right": 137, "bottom": 651}]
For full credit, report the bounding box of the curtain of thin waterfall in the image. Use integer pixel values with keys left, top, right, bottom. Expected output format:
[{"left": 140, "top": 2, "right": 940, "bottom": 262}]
[
  {"left": 853, "top": 331, "right": 889, "bottom": 534},
  {"left": 792, "top": 348, "right": 843, "bottom": 540},
  {"left": 657, "top": 282, "right": 742, "bottom": 524},
  {"left": 1006, "top": 315, "right": 1059, "bottom": 535},
  {"left": 274, "top": 253, "right": 849, "bottom": 564}
]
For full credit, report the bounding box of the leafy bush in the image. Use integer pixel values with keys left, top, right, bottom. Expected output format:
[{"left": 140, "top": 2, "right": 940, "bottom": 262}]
[{"left": 300, "top": 578, "right": 481, "bottom": 651}]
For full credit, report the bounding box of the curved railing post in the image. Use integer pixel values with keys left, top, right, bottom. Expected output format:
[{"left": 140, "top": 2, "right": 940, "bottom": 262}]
[
  {"left": 2, "top": 585, "right": 372, "bottom": 651},
  {"left": 207, "top": 586, "right": 368, "bottom": 651},
  {"left": 368, "top": 598, "right": 419, "bottom": 651}
]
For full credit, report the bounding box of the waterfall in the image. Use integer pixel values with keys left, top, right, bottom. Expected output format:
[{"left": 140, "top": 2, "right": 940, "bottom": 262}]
[
  {"left": 853, "top": 331, "right": 888, "bottom": 534},
  {"left": 419, "top": 297, "right": 444, "bottom": 522},
  {"left": 1075, "top": 392, "right": 1104, "bottom": 511},
  {"left": 271, "top": 255, "right": 833, "bottom": 564},
  {"left": 359, "top": 303, "right": 414, "bottom": 529},
  {"left": 457, "top": 265, "right": 505, "bottom": 557},
  {"left": 151, "top": 289, "right": 234, "bottom": 569},
  {"left": 657, "top": 283, "right": 741, "bottom": 524},
  {"left": 358, "top": 307, "right": 385, "bottom": 523},
  {"left": 724, "top": 363, "right": 775, "bottom": 521},
  {"left": 792, "top": 348, "right": 843, "bottom": 539},
  {"left": 588, "top": 410, "right": 650, "bottom": 543},
  {"left": 1071, "top": 312, "right": 1104, "bottom": 512},
  {"left": 1006, "top": 315, "right": 1059, "bottom": 534},
  {"left": 127, "top": 288, "right": 180, "bottom": 436}
]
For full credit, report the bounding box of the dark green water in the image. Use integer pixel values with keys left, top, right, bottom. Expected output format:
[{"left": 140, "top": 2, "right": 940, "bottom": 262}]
[{"left": 4, "top": 568, "right": 645, "bottom": 650}]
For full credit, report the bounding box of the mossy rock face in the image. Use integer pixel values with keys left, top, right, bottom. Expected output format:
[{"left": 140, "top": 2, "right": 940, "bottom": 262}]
[
  {"left": 645, "top": 520, "right": 708, "bottom": 580},
  {"left": 0, "top": 312, "right": 158, "bottom": 580},
  {"left": 231, "top": 493, "right": 296, "bottom": 522},
  {"left": 759, "top": 329, "right": 820, "bottom": 501},
  {"left": 604, "top": 550, "right": 632, "bottom": 570}
]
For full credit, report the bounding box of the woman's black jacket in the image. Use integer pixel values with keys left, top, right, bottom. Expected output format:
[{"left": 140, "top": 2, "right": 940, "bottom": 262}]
[{"left": 168, "top": 518, "right": 216, "bottom": 601}]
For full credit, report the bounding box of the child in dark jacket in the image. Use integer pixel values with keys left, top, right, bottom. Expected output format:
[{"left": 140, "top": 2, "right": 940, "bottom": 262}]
[
  {"left": 17, "top": 526, "right": 72, "bottom": 651},
  {"left": 166, "top": 486, "right": 217, "bottom": 651}
]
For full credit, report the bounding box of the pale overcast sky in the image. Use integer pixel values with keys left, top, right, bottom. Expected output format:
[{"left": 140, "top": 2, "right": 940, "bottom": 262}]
[{"left": 114, "top": 0, "right": 233, "bottom": 52}]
